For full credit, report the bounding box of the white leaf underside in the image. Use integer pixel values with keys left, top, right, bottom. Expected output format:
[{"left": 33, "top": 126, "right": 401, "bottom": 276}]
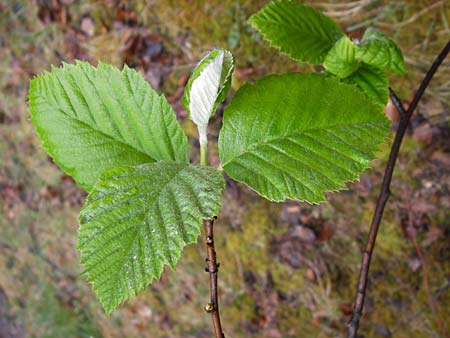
[{"left": 189, "top": 51, "right": 224, "bottom": 144}]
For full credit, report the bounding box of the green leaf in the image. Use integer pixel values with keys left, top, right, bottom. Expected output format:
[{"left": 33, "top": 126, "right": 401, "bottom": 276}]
[
  {"left": 345, "top": 64, "right": 389, "bottom": 108},
  {"left": 29, "top": 61, "right": 189, "bottom": 191},
  {"left": 78, "top": 161, "right": 225, "bottom": 313},
  {"left": 182, "top": 49, "right": 234, "bottom": 143},
  {"left": 323, "top": 36, "right": 359, "bottom": 78},
  {"left": 249, "top": 0, "right": 344, "bottom": 64},
  {"left": 356, "top": 28, "right": 405, "bottom": 73},
  {"left": 219, "top": 73, "right": 390, "bottom": 203}
]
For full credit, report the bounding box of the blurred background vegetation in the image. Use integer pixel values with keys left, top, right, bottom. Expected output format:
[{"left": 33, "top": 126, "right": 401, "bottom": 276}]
[{"left": 0, "top": 0, "right": 449, "bottom": 337}]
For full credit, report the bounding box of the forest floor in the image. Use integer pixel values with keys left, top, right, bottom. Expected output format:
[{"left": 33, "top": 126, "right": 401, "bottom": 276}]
[{"left": 0, "top": 1, "right": 449, "bottom": 337}]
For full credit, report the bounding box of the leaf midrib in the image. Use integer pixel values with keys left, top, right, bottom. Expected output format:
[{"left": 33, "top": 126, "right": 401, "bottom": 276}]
[
  {"left": 252, "top": 5, "right": 341, "bottom": 47},
  {"left": 221, "top": 120, "right": 385, "bottom": 167},
  {"left": 82, "top": 164, "right": 194, "bottom": 304},
  {"left": 259, "top": 25, "right": 336, "bottom": 50},
  {"left": 82, "top": 165, "right": 188, "bottom": 221},
  {"left": 48, "top": 100, "right": 157, "bottom": 163}
]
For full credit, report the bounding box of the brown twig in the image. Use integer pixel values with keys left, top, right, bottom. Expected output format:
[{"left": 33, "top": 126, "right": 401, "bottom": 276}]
[
  {"left": 388, "top": 87, "right": 407, "bottom": 118},
  {"left": 204, "top": 218, "right": 225, "bottom": 338},
  {"left": 347, "top": 39, "right": 450, "bottom": 338}
]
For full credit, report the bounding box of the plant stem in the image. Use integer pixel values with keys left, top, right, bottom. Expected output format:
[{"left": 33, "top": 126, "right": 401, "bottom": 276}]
[
  {"left": 204, "top": 218, "right": 225, "bottom": 338},
  {"left": 347, "top": 39, "right": 450, "bottom": 338},
  {"left": 200, "top": 142, "right": 208, "bottom": 166},
  {"left": 199, "top": 135, "right": 225, "bottom": 338}
]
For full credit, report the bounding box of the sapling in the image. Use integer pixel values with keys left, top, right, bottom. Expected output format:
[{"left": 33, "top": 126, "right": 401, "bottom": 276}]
[
  {"left": 248, "top": 2, "right": 449, "bottom": 337},
  {"left": 28, "top": 1, "right": 448, "bottom": 337}
]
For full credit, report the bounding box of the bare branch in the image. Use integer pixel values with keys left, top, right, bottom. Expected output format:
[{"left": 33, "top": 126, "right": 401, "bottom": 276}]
[
  {"left": 348, "top": 39, "right": 450, "bottom": 338},
  {"left": 389, "top": 87, "right": 407, "bottom": 118},
  {"left": 204, "top": 218, "right": 225, "bottom": 338}
]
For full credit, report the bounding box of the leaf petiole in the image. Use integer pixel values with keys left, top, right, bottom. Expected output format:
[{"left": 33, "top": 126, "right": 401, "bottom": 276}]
[{"left": 200, "top": 142, "right": 208, "bottom": 167}]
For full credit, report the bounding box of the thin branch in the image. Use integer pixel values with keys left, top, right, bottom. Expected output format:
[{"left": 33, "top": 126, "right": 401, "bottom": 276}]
[
  {"left": 204, "top": 218, "right": 225, "bottom": 338},
  {"left": 199, "top": 131, "right": 225, "bottom": 337},
  {"left": 389, "top": 87, "right": 407, "bottom": 118},
  {"left": 347, "top": 39, "right": 450, "bottom": 338}
]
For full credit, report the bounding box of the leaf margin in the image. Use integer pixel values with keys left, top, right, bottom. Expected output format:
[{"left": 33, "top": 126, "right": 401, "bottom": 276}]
[
  {"left": 219, "top": 72, "right": 390, "bottom": 203},
  {"left": 77, "top": 160, "right": 225, "bottom": 314},
  {"left": 28, "top": 60, "right": 189, "bottom": 192}
]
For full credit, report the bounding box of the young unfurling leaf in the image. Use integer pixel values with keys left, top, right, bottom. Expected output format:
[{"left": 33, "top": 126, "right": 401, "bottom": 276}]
[
  {"left": 356, "top": 28, "right": 405, "bottom": 74},
  {"left": 323, "top": 36, "right": 359, "bottom": 78},
  {"left": 183, "top": 49, "right": 234, "bottom": 146},
  {"left": 345, "top": 64, "right": 389, "bottom": 108}
]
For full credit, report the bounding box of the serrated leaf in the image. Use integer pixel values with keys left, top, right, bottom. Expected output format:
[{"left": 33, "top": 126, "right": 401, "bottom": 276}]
[
  {"left": 78, "top": 161, "right": 225, "bottom": 313},
  {"left": 183, "top": 49, "right": 234, "bottom": 143},
  {"left": 249, "top": 0, "right": 344, "bottom": 64},
  {"left": 219, "top": 73, "right": 390, "bottom": 203},
  {"left": 29, "top": 61, "right": 189, "bottom": 191},
  {"left": 323, "top": 36, "right": 359, "bottom": 78},
  {"left": 345, "top": 64, "right": 389, "bottom": 108},
  {"left": 356, "top": 28, "right": 405, "bottom": 73}
]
